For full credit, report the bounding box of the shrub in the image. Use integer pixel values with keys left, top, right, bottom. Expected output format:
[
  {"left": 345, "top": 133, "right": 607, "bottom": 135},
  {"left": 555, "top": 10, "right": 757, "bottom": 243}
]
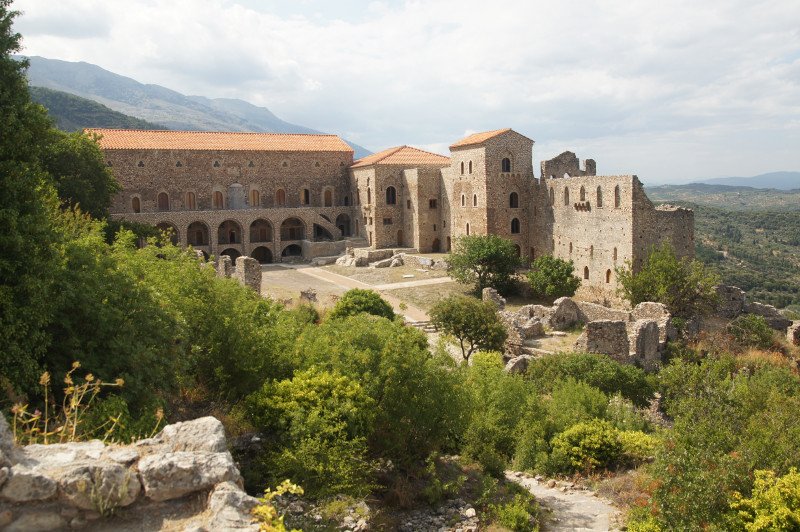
[
  {"left": 607, "top": 393, "right": 652, "bottom": 432},
  {"left": 429, "top": 295, "right": 507, "bottom": 362},
  {"left": 489, "top": 493, "right": 539, "bottom": 532},
  {"left": 448, "top": 234, "right": 522, "bottom": 294},
  {"left": 527, "top": 255, "right": 581, "bottom": 299},
  {"left": 729, "top": 468, "right": 800, "bottom": 531},
  {"left": 549, "top": 420, "right": 622, "bottom": 473},
  {"left": 617, "top": 430, "right": 658, "bottom": 464},
  {"left": 547, "top": 378, "right": 608, "bottom": 434},
  {"left": 728, "top": 314, "right": 776, "bottom": 350},
  {"left": 328, "top": 289, "right": 395, "bottom": 321}
]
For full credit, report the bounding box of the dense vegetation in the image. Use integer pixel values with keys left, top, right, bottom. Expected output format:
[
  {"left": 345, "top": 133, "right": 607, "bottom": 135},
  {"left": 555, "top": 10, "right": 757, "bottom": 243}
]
[{"left": 29, "top": 86, "right": 166, "bottom": 132}]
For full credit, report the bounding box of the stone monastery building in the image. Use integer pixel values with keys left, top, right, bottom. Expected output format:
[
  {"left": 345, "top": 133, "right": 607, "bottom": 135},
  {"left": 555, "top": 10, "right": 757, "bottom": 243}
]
[{"left": 94, "top": 127, "right": 693, "bottom": 299}]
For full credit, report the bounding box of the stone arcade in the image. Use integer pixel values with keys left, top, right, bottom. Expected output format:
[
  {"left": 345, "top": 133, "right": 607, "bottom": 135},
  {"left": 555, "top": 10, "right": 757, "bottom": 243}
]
[{"left": 97, "top": 127, "right": 693, "bottom": 301}]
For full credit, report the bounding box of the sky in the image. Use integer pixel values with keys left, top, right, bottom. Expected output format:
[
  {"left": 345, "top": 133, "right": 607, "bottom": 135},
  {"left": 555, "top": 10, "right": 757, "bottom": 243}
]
[{"left": 14, "top": 0, "right": 800, "bottom": 184}]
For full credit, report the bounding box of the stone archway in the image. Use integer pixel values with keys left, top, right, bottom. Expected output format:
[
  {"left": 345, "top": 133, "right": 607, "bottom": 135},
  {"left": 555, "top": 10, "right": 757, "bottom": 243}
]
[
  {"left": 249, "top": 219, "right": 273, "bottom": 243},
  {"left": 218, "top": 220, "right": 242, "bottom": 245},
  {"left": 432, "top": 238, "right": 441, "bottom": 252},
  {"left": 220, "top": 248, "right": 241, "bottom": 260},
  {"left": 281, "top": 218, "right": 305, "bottom": 241},
  {"left": 336, "top": 213, "right": 351, "bottom": 237},
  {"left": 313, "top": 224, "right": 334, "bottom": 242},
  {"left": 187, "top": 221, "right": 209, "bottom": 246},
  {"left": 156, "top": 222, "right": 179, "bottom": 245},
  {"left": 252, "top": 246, "right": 273, "bottom": 264},
  {"left": 282, "top": 244, "right": 302, "bottom": 257}
]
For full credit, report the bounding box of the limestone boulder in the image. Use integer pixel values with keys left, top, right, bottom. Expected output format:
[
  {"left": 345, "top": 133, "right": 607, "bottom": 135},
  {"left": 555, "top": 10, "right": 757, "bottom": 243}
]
[
  {"left": 390, "top": 257, "right": 403, "bottom": 267},
  {"left": 372, "top": 257, "right": 394, "bottom": 268},
  {"left": 0, "top": 465, "right": 57, "bottom": 502},
  {"left": 574, "top": 320, "right": 630, "bottom": 362},
  {"left": 520, "top": 318, "right": 545, "bottom": 339},
  {"left": 744, "top": 302, "right": 792, "bottom": 332},
  {"left": 716, "top": 285, "right": 746, "bottom": 318},
  {"left": 138, "top": 416, "right": 227, "bottom": 453},
  {"left": 59, "top": 463, "right": 140, "bottom": 510},
  {"left": 3, "top": 511, "right": 66, "bottom": 532},
  {"left": 0, "top": 416, "right": 15, "bottom": 467},
  {"left": 138, "top": 451, "right": 240, "bottom": 502},
  {"left": 504, "top": 355, "right": 532, "bottom": 374},
  {"left": 482, "top": 287, "right": 506, "bottom": 310},
  {"left": 549, "top": 297, "right": 580, "bottom": 330},
  {"left": 206, "top": 481, "right": 260, "bottom": 531},
  {"left": 788, "top": 322, "right": 800, "bottom": 346},
  {"left": 631, "top": 302, "right": 670, "bottom": 322}
]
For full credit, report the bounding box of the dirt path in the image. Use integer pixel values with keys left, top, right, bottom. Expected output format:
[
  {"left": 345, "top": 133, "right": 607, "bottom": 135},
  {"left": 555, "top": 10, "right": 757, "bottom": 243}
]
[
  {"left": 372, "top": 276, "right": 455, "bottom": 290},
  {"left": 506, "top": 472, "right": 622, "bottom": 532},
  {"left": 279, "top": 264, "right": 430, "bottom": 322}
]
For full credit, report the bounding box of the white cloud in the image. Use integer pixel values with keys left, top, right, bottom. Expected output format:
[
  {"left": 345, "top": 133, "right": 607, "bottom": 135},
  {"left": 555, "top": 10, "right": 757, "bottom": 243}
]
[{"left": 14, "top": 0, "right": 800, "bottom": 182}]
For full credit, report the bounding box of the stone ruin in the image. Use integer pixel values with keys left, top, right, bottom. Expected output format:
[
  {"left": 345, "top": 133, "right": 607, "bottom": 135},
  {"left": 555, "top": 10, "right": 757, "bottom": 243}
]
[
  {"left": 716, "top": 284, "right": 798, "bottom": 343},
  {"left": 213, "top": 255, "right": 262, "bottom": 293},
  {"left": 299, "top": 288, "right": 318, "bottom": 303},
  {"left": 335, "top": 248, "right": 449, "bottom": 270},
  {"left": 0, "top": 416, "right": 259, "bottom": 531}
]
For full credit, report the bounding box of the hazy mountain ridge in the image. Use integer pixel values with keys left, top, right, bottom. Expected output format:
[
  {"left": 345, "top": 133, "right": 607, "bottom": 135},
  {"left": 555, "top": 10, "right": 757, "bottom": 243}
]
[
  {"left": 646, "top": 183, "right": 800, "bottom": 211},
  {"left": 693, "top": 171, "right": 800, "bottom": 190},
  {"left": 23, "top": 56, "right": 371, "bottom": 157}
]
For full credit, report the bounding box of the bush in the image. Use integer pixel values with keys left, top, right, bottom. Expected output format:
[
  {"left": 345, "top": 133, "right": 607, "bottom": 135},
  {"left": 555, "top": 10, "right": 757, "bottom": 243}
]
[
  {"left": 527, "top": 255, "right": 581, "bottom": 299},
  {"left": 617, "top": 430, "right": 658, "bottom": 464},
  {"left": 547, "top": 378, "right": 608, "bottom": 433},
  {"left": 328, "top": 289, "right": 395, "bottom": 321},
  {"left": 729, "top": 468, "right": 800, "bottom": 531},
  {"left": 728, "top": 314, "right": 776, "bottom": 350},
  {"left": 429, "top": 295, "right": 507, "bottom": 362},
  {"left": 550, "top": 420, "right": 622, "bottom": 473},
  {"left": 526, "top": 353, "right": 654, "bottom": 407},
  {"left": 489, "top": 493, "right": 539, "bottom": 532},
  {"left": 607, "top": 393, "right": 652, "bottom": 432},
  {"left": 448, "top": 234, "right": 522, "bottom": 294}
]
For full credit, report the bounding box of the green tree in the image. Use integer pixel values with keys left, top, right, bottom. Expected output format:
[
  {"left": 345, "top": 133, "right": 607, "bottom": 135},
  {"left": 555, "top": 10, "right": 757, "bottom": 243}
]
[
  {"left": 429, "top": 295, "right": 507, "bottom": 362},
  {"left": 730, "top": 468, "right": 800, "bottom": 531},
  {"left": 40, "top": 130, "right": 119, "bottom": 218},
  {"left": 616, "top": 241, "right": 720, "bottom": 318},
  {"left": 526, "top": 255, "right": 581, "bottom": 299},
  {"left": 0, "top": 0, "right": 61, "bottom": 391},
  {"left": 328, "top": 288, "right": 395, "bottom": 321},
  {"left": 727, "top": 315, "right": 776, "bottom": 351},
  {"left": 448, "top": 235, "right": 522, "bottom": 294}
]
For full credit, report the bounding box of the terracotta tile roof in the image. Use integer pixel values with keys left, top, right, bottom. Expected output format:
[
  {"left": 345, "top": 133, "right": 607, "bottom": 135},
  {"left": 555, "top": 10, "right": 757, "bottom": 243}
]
[
  {"left": 350, "top": 145, "right": 450, "bottom": 168},
  {"left": 85, "top": 128, "right": 354, "bottom": 152},
  {"left": 449, "top": 128, "right": 513, "bottom": 149}
]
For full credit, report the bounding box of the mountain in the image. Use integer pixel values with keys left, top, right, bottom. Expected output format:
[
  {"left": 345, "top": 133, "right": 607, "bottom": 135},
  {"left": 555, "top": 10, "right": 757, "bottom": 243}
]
[
  {"left": 694, "top": 171, "right": 800, "bottom": 190},
  {"left": 646, "top": 183, "right": 800, "bottom": 211},
  {"left": 29, "top": 86, "right": 166, "bottom": 131},
  {"left": 23, "top": 56, "right": 371, "bottom": 158}
]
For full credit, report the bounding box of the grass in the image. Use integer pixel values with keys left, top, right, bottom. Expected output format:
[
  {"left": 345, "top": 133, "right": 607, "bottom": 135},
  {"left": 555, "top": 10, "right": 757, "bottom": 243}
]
[
  {"left": 323, "top": 263, "right": 449, "bottom": 285},
  {"left": 383, "top": 281, "right": 473, "bottom": 311}
]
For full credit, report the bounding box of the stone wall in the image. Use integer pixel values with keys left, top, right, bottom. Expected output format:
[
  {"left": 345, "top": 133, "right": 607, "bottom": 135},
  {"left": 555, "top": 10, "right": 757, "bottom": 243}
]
[
  {"left": 0, "top": 416, "right": 258, "bottom": 531},
  {"left": 233, "top": 256, "right": 262, "bottom": 292}
]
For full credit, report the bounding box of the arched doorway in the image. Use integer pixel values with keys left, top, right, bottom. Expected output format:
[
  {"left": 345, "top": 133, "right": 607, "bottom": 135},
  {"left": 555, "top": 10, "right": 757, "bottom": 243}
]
[
  {"left": 252, "top": 246, "right": 273, "bottom": 264},
  {"left": 446, "top": 237, "right": 451, "bottom": 251},
  {"left": 249, "top": 219, "right": 273, "bottom": 243},
  {"left": 156, "top": 222, "right": 179, "bottom": 245},
  {"left": 157, "top": 192, "right": 169, "bottom": 211},
  {"left": 397, "top": 229, "right": 404, "bottom": 247},
  {"left": 187, "top": 222, "right": 209, "bottom": 246},
  {"left": 221, "top": 248, "right": 241, "bottom": 260},
  {"left": 432, "top": 238, "right": 441, "bottom": 252},
  {"left": 281, "top": 218, "right": 305, "bottom": 240},
  {"left": 514, "top": 244, "right": 521, "bottom": 257},
  {"left": 584, "top": 266, "right": 590, "bottom": 280},
  {"left": 218, "top": 220, "right": 242, "bottom": 244},
  {"left": 282, "top": 244, "right": 302, "bottom": 258},
  {"left": 336, "top": 214, "right": 351, "bottom": 237},
  {"left": 313, "top": 224, "right": 334, "bottom": 242}
]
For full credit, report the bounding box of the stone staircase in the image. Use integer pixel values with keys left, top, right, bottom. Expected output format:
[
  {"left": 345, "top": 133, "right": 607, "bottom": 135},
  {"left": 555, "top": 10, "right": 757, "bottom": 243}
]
[{"left": 408, "top": 320, "right": 438, "bottom": 333}]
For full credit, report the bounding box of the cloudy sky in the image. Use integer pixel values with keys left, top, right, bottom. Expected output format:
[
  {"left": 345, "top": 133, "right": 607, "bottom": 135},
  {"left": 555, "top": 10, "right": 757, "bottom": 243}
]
[{"left": 14, "top": 0, "right": 800, "bottom": 183}]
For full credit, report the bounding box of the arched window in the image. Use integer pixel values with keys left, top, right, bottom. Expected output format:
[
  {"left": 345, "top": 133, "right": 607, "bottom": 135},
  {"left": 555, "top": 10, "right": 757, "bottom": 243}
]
[
  {"left": 302, "top": 189, "right": 310, "bottom": 205},
  {"left": 615, "top": 185, "right": 621, "bottom": 208},
  {"left": 324, "top": 189, "right": 333, "bottom": 207},
  {"left": 584, "top": 266, "right": 589, "bottom": 280},
  {"left": 367, "top": 187, "right": 372, "bottom": 204},
  {"left": 466, "top": 223, "right": 470, "bottom": 235},
  {"left": 510, "top": 192, "right": 519, "bottom": 208},
  {"left": 613, "top": 247, "right": 618, "bottom": 261},
  {"left": 343, "top": 196, "right": 350, "bottom": 206},
  {"left": 356, "top": 190, "right": 360, "bottom": 205},
  {"left": 563, "top": 187, "right": 570, "bottom": 205},
  {"left": 468, "top": 161, "right": 473, "bottom": 174},
  {"left": 580, "top": 186, "right": 586, "bottom": 202},
  {"left": 549, "top": 187, "right": 555, "bottom": 205},
  {"left": 596, "top": 186, "right": 603, "bottom": 207},
  {"left": 157, "top": 192, "right": 169, "bottom": 211},
  {"left": 473, "top": 194, "right": 477, "bottom": 207},
  {"left": 569, "top": 242, "right": 573, "bottom": 254},
  {"left": 385, "top": 186, "right": 396, "bottom": 205},
  {"left": 249, "top": 189, "right": 260, "bottom": 207},
  {"left": 501, "top": 158, "right": 511, "bottom": 172},
  {"left": 590, "top": 245, "right": 594, "bottom": 258},
  {"left": 461, "top": 194, "right": 465, "bottom": 207},
  {"left": 606, "top": 269, "right": 612, "bottom": 283},
  {"left": 131, "top": 196, "right": 141, "bottom": 213},
  {"left": 460, "top": 162, "right": 465, "bottom": 175},
  {"left": 275, "top": 188, "right": 286, "bottom": 206},
  {"left": 185, "top": 192, "right": 196, "bottom": 210},
  {"left": 511, "top": 218, "right": 520, "bottom": 234},
  {"left": 213, "top": 191, "right": 224, "bottom": 209}
]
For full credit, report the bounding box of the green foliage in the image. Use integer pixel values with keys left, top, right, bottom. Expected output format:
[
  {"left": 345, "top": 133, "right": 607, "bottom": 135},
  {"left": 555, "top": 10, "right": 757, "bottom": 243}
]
[
  {"left": 429, "top": 295, "right": 507, "bottom": 361},
  {"left": 421, "top": 453, "right": 467, "bottom": 505},
  {"left": 447, "top": 234, "right": 522, "bottom": 294},
  {"left": 489, "top": 493, "right": 539, "bottom": 532},
  {"left": 526, "top": 255, "right": 581, "bottom": 299},
  {"left": 616, "top": 241, "right": 720, "bottom": 318},
  {"left": 606, "top": 393, "right": 652, "bottom": 432},
  {"left": 547, "top": 379, "right": 608, "bottom": 434},
  {"left": 730, "top": 468, "right": 800, "bottom": 531},
  {"left": 727, "top": 314, "right": 776, "bottom": 350},
  {"left": 617, "top": 430, "right": 658, "bottom": 464},
  {"left": 244, "top": 369, "right": 376, "bottom": 498},
  {"left": 549, "top": 420, "right": 622, "bottom": 473},
  {"left": 295, "top": 315, "right": 466, "bottom": 468},
  {"left": 328, "top": 288, "right": 395, "bottom": 321},
  {"left": 40, "top": 130, "right": 119, "bottom": 218},
  {"left": 526, "top": 352, "right": 654, "bottom": 407},
  {"left": 289, "top": 303, "right": 320, "bottom": 325}
]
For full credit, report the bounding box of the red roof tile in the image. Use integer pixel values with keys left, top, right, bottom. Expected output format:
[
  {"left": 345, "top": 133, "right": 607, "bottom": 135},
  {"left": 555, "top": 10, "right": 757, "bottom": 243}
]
[
  {"left": 350, "top": 145, "right": 450, "bottom": 168},
  {"left": 449, "top": 128, "right": 513, "bottom": 149},
  {"left": 85, "top": 128, "right": 353, "bottom": 152}
]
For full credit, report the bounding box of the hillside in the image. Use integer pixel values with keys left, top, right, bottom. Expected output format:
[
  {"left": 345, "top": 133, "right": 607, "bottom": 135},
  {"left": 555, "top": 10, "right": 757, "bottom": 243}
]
[
  {"left": 698, "top": 171, "right": 800, "bottom": 190},
  {"left": 23, "top": 56, "right": 371, "bottom": 158},
  {"left": 647, "top": 183, "right": 800, "bottom": 211},
  {"left": 29, "top": 86, "right": 166, "bottom": 131}
]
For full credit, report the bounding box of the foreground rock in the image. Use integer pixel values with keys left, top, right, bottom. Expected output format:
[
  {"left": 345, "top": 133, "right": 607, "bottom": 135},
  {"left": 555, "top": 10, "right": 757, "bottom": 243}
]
[{"left": 0, "top": 416, "right": 258, "bottom": 531}]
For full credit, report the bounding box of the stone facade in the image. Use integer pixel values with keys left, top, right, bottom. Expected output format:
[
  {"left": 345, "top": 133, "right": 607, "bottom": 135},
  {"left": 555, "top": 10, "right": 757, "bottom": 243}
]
[{"left": 98, "top": 128, "right": 693, "bottom": 300}]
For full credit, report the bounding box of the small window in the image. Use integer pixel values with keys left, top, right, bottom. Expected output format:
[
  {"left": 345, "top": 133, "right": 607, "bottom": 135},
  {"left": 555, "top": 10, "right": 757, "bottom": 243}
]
[
  {"left": 383, "top": 218, "right": 392, "bottom": 225},
  {"left": 176, "top": 161, "right": 182, "bottom": 167},
  {"left": 429, "top": 199, "right": 437, "bottom": 209},
  {"left": 461, "top": 194, "right": 465, "bottom": 207},
  {"left": 248, "top": 161, "right": 255, "bottom": 168},
  {"left": 275, "top": 189, "right": 286, "bottom": 206},
  {"left": 250, "top": 189, "right": 260, "bottom": 207},
  {"left": 343, "top": 196, "right": 350, "bottom": 206},
  {"left": 606, "top": 269, "right": 612, "bottom": 283},
  {"left": 324, "top": 189, "right": 333, "bottom": 207},
  {"left": 615, "top": 185, "right": 621, "bottom": 208},
  {"left": 368, "top": 217, "right": 373, "bottom": 225},
  {"left": 564, "top": 187, "right": 570, "bottom": 205},
  {"left": 596, "top": 186, "right": 603, "bottom": 207},
  {"left": 460, "top": 162, "right": 464, "bottom": 175},
  {"left": 569, "top": 242, "right": 573, "bottom": 254},
  {"left": 407, "top": 199, "right": 412, "bottom": 209},
  {"left": 466, "top": 223, "right": 470, "bottom": 235},
  {"left": 213, "top": 191, "right": 224, "bottom": 209},
  {"left": 157, "top": 192, "right": 169, "bottom": 211},
  {"left": 367, "top": 188, "right": 372, "bottom": 204},
  {"left": 131, "top": 196, "right": 140, "bottom": 213},
  {"left": 501, "top": 158, "right": 511, "bottom": 172},
  {"left": 281, "top": 160, "right": 289, "bottom": 168},
  {"left": 443, "top": 220, "right": 446, "bottom": 228},
  {"left": 473, "top": 194, "right": 477, "bottom": 207},
  {"left": 590, "top": 245, "right": 594, "bottom": 258},
  {"left": 511, "top": 218, "right": 520, "bottom": 234},
  {"left": 509, "top": 192, "right": 519, "bottom": 208},
  {"left": 185, "top": 192, "right": 196, "bottom": 210},
  {"left": 584, "top": 266, "right": 589, "bottom": 280},
  {"left": 386, "top": 186, "right": 397, "bottom": 205},
  {"left": 303, "top": 189, "right": 310, "bottom": 205},
  {"left": 433, "top": 224, "right": 437, "bottom": 231},
  {"left": 137, "top": 161, "right": 144, "bottom": 167},
  {"left": 580, "top": 186, "right": 586, "bottom": 202},
  {"left": 213, "top": 160, "right": 220, "bottom": 168},
  {"left": 549, "top": 187, "right": 555, "bottom": 205},
  {"left": 315, "top": 161, "right": 320, "bottom": 167},
  {"left": 613, "top": 247, "right": 618, "bottom": 261},
  {"left": 468, "top": 161, "right": 473, "bottom": 174}
]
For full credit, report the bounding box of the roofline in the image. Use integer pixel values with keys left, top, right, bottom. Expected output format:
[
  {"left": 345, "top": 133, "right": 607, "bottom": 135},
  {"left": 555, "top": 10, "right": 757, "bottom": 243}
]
[{"left": 350, "top": 145, "right": 450, "bottom": 168}]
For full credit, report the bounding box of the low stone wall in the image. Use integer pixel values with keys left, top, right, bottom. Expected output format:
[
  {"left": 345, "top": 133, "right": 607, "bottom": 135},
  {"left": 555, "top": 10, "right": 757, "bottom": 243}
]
[
  {"left": 301, "top": 240, "right": 347, "bottom": 260},
  {"left": 234, "top": 256, "right": 262, "bottom": 292},
  {"left": 399, "top": 254, "right": 449, "bottom": 271},
  {"left": 574, "top": 321, "right": 630, "bottom": 362},
  {"left": 575, "top": 301, "right": 630, "bottom": 323},
  {"left": 0, "top": 417, "right": 258, "bottom": 531}
]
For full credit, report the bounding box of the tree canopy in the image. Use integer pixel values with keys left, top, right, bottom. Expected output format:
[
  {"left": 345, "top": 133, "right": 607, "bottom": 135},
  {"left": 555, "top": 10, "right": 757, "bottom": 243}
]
[
  {"left": 527, "top": 255, "right": 581, "bottom": 299},
  {"left": 429, "top": 295, "right": 507, "bottom": 361},
  {"left": 448, "top": 235, "right": 522, "bottom": 294}
]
